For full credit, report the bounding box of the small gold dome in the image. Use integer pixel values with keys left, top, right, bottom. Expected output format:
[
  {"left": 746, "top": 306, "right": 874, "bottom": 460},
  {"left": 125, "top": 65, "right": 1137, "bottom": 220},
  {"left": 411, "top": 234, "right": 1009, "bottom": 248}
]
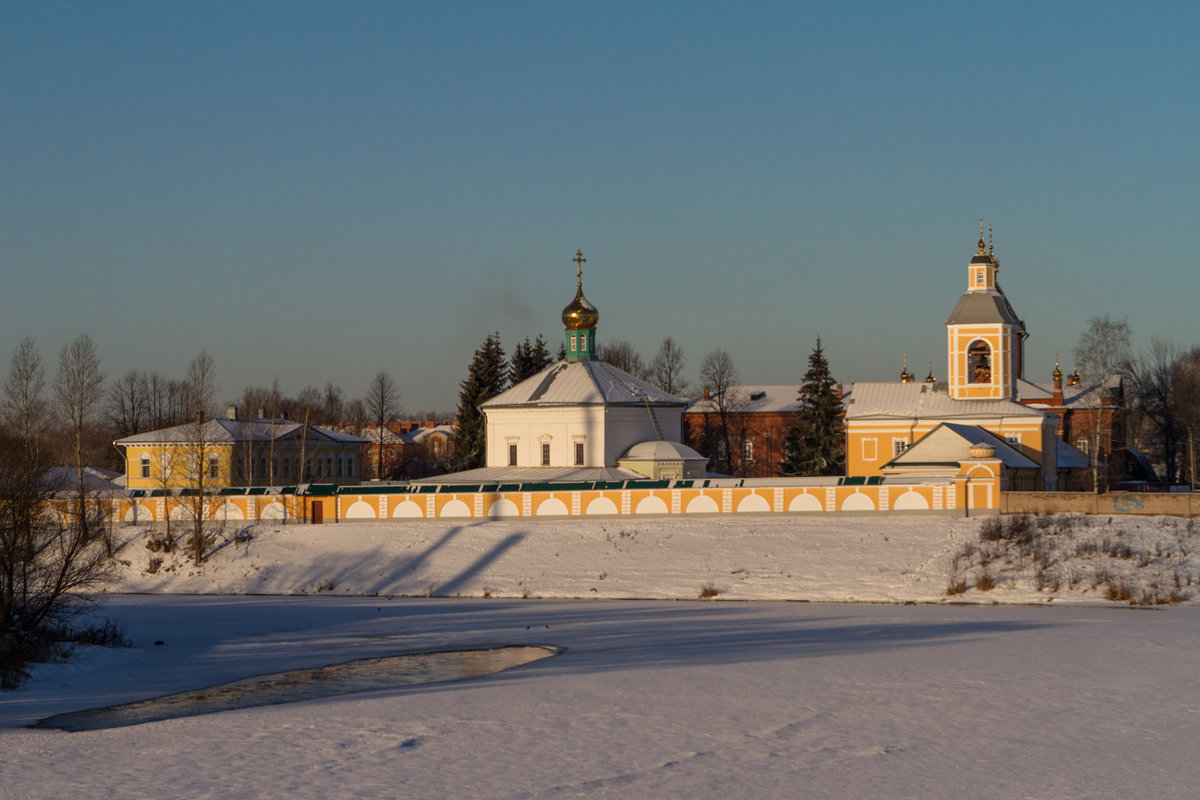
[{"left": 562, "top": 286, "right": 598, "bottom": 330}]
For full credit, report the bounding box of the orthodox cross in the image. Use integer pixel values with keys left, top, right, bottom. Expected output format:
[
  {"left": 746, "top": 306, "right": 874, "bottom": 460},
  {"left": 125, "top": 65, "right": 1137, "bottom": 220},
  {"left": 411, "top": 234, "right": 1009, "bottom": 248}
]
[{"left": 573, "top": 250, "right": 586, "bottom": 286}]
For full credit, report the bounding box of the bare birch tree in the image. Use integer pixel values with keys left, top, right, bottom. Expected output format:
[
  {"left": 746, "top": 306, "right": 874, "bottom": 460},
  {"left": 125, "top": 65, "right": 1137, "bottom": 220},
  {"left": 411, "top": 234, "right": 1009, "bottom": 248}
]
[
  {"left": 52, "top": 335, "right": 105, "bottom": 542},
  {"left": 365, "top": 372, "right": 400, "bottom": 480},
  {"left": 182, "top": 351, "right": 217, "bottom": 564},
  {"left": 2, "top": 337, "right": 47, "bottom": 467},
  {"left": 1073, "top": 314, "right": 1132, "bottom": 492}
]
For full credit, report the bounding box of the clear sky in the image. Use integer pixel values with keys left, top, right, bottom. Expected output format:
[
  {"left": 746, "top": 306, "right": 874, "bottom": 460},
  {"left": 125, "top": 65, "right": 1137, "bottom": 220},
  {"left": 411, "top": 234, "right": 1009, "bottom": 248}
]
[{"left": 3, "top": 1, "right": 1197, "bottom": 412}]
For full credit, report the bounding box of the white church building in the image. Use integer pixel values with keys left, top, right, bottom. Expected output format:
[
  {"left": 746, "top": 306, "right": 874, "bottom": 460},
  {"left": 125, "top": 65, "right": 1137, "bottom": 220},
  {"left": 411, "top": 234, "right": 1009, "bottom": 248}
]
[{"left": 428, "top": 251, "right": 707, "bottom": 484}]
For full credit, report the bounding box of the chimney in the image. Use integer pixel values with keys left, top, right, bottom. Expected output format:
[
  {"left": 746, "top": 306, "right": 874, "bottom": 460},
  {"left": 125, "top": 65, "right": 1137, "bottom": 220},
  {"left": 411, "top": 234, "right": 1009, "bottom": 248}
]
[
  {"left": 257, "top": 407, "right": 266, "bottom": 419},
  {"left": 225, "top": 405, "right": 237, "bottom": 420},
  {"left": 703, "top": 387, "right": 710, "bottom": 401}
]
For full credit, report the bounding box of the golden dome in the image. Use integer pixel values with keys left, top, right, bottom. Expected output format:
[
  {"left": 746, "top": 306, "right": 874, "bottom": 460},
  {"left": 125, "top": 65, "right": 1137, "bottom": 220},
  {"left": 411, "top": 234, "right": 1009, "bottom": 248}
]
[
  {"left": 562, "top": 249, "right": 599, "bottom": 330},
  {"left": 562, "top": 286, "right": 599, "bottom": 330}
]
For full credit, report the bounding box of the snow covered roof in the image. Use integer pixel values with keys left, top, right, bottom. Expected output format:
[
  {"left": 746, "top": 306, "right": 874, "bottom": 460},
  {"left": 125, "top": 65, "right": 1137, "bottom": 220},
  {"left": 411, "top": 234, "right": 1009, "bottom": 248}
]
[
  {"left": 482, "top": 359, "right": 685, "bottom": 409},
  {"left": 115, "top": 419, "right": 369, "bottom": 446},
  {"left": 884, "top": 423, "right": 1039, "bottom": 470},
  {"left": 44, "top": 465, "right": 125, "bottom": 493},
  {"left": 685, "top": 385, "right": 804, "bottom": 414},
  {"left": 620, "top": 441, "right": 706, "bottom": 462},
  {"left": 1017, "top": 375, "right": 1120, "bottom": 409},
  {"left": 402, "top": 425, "right": 456, "bottom": 445},
  {"left": 413, "top": 465, "right": 646, "bottom": 484},
  {"left": 845, "top": 382, "right": 1047, "bottom": 420}
]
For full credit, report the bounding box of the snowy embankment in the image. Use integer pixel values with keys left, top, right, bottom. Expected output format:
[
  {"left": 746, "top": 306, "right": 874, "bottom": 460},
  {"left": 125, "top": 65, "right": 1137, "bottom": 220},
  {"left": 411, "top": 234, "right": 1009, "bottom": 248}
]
[{"left": 109, "top": 513, "right": 1200, "bottom": 605}]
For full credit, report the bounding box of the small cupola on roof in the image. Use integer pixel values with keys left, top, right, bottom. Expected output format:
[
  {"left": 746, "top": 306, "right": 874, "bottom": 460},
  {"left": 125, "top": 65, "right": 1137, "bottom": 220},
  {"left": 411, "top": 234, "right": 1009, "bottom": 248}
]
[{"left": 561, "top": 249, "right": 598, "bottom": 361}]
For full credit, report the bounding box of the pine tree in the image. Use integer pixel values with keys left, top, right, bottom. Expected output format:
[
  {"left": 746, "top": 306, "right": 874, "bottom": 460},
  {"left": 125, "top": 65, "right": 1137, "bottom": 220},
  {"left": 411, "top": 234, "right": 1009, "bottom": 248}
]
[
  {"left": 450, "top": 332, "right": 507, "bottom": 471},
  {"left": 780, "top": 338, "right": 844, "bottom": 476}
]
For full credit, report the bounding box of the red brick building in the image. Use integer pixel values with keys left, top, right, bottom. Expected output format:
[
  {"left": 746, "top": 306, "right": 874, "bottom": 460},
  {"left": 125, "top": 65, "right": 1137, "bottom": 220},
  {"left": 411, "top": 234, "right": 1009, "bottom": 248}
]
[{"left": 684, "top": 386, "right": 807, "bottom": 478}]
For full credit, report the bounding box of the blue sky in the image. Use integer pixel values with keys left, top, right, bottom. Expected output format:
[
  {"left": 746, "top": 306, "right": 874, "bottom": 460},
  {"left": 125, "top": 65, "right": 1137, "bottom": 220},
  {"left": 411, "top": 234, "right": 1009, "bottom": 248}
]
[{"left": 3, "top": 2, "right": 1197, "bottom": 411}]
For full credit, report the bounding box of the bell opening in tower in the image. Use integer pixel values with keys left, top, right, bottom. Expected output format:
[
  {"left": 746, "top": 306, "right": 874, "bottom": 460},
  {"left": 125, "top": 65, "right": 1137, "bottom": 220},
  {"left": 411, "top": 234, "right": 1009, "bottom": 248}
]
[{"left": 968, "top": 340, "right": 992, "bottom": 384}]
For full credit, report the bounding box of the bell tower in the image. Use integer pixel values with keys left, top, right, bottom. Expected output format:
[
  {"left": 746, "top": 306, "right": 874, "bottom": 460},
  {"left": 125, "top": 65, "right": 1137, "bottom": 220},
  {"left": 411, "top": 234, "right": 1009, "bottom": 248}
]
[{"left": 945, "top": 223, "right": 1026, "bottom": 400}]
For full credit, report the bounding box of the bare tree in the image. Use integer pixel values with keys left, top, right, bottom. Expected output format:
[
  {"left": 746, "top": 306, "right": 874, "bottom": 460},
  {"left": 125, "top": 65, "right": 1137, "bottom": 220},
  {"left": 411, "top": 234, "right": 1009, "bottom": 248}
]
[
  {"left": 1127, "top": 339, "right": 1184, "bottom": 483},
  {"left": 650, "top": 337, "right": 689, "bottom": 396},
  {"left": 294, "top": 385, "right": 321, "bottom": 486},
  {"left": 698, "top": 348, "right": 746, "bottom": 475},
  {"left": 1173, "top": 347, "right": 1200, "bottom": 488},
  {"left": 0, "top": 432, "right": 112, "bottom": 689},
  {"left": 53, "top": 335, "right": 105, "bottom": 542},
  {"left": 1073, "top": 314, "right": 1132, "bottom": 492},
  {"left": 598, "top": 340, "right": 650, "bottom": 380},
  {"left": 365, "top": 372, "right": 401, "bottom": 479},
  {"left": 2, "top": 337, "right": 47, "bottom": 466},
  {"left": 321, "top": 382, "right": 345, "bottom": 426},
  {"left": 106, "top": 369, "right": 149, "bottom": 439},
  {"left": 182, "top": 351, "right": 217, "bottom": 564}
]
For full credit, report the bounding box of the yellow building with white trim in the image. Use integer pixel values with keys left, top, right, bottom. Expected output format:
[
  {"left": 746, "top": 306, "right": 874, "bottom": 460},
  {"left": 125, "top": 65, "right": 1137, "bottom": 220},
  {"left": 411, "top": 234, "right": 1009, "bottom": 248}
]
[{"left": 845, "top": 230, "right": 1078, "bottom": 491}]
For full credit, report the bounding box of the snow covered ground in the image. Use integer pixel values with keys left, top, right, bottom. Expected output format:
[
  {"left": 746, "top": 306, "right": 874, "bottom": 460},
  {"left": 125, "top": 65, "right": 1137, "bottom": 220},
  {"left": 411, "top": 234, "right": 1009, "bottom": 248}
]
[
  {"left": 104, "top": 512, "right": 1200, "bottom": 605},
  {"left": 2, "top": 514, "right": 1199, "bottom": 799}
]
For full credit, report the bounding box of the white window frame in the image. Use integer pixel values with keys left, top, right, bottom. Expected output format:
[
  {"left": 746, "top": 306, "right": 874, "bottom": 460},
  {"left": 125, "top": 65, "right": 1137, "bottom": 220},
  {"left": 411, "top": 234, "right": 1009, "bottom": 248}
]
[{"left": 861, "top": 437, "right": 877, "bottom": 461}]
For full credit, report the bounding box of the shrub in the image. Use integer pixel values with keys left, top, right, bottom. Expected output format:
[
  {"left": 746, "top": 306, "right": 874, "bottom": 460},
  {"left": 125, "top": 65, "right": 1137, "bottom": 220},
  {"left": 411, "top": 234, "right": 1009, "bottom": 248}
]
[
  {"left": 976, "top": 571, "right": 995, "bottom": 592},
  {"left": 945, "top": 578, "right": 968, "bottom": 596},
  {"left": 698, "top": 583, "right": 720, "bottom": 599}
]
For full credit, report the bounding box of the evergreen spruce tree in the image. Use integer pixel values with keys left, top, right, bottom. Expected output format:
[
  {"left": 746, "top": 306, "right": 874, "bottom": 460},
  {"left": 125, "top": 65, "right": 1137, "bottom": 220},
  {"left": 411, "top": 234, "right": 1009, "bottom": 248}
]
[
  {"left": 451, "top": 332, "right": 507, "bottom": 470},
  {"left": 508, "top": 338, "right": 532, "bottom": 387},
  {"left": 780, "top": 338, "right": 844, "bottom": 476},
  {"left": 508, "top": 335, "right": 554, "bottom": 387},
  {"left": 529, "top": 334, "right": 552, "bottom": 372}
]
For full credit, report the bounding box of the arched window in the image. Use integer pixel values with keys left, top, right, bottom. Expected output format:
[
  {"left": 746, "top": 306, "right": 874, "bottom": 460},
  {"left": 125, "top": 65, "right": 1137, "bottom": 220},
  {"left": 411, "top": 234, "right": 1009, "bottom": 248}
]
[
  {"left": 968, "top": 340, "right": 992, "bottom": 384},
  {"left": 1076, "top": 436, "right": 1090, "bottom": 456}
]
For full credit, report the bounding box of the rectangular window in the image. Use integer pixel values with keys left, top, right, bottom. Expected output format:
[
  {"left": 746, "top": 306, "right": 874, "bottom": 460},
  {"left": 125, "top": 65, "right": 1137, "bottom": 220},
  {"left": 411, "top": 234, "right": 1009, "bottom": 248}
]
[
  {"left": 742, "top": 439, "right": 753, "bottom": 462},
  {"left": 541, "top": 442, "right": 551, "bottom": 466},
  {"left": 862, "top": 438, "right": 877, "bottom": 461},
  {"left": 574, "top": 441, "right": 585, "bottom": 466},
  {"left": 509, "top": 443, "right": 518, "bottom": 467},
  {"left": 1005, "top": 434, "right": 1020, "bottom": 446},
  {"left": 140, "top": 457, "right": 150, "bottom": 479},
  {"left": 208, "top": 456, "right": 219, "bottom": 479},
  {"left": 337, "top": 458, "right": 344, "bottom": 478},
  {"left": 347, "top": 456, "right": 355, "bottom": 476},
  {"left": 893, "top": 439, "right": 908, "bottom": 457}
]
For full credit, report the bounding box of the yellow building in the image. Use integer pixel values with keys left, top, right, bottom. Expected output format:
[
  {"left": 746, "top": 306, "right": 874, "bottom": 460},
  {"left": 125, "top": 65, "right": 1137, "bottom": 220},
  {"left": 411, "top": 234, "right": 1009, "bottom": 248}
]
[
  {"left": 844, "top": 229, "right": 1082, "bottom": 491},
  {"left": 115, "top": 415, "right": 368, "bottom": 490}
]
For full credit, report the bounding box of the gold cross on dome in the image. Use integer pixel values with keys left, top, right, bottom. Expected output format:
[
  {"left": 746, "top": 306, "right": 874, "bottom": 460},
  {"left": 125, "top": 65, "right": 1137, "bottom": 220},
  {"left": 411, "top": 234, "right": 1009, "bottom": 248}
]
[{"left": 573, "top": 250, "right": 586, "bottom": 286}]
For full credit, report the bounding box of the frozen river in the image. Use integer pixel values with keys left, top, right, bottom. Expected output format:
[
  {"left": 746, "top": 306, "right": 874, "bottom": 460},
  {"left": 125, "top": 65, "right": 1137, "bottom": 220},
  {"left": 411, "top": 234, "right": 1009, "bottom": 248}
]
[{"left": 2, "top": 596, "right": 1198, "bottom": 799}]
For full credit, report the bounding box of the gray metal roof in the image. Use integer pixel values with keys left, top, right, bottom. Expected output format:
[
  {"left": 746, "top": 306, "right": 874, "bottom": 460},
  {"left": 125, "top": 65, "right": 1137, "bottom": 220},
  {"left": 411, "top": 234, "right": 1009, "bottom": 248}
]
[
  {"left": 482, "top": 359, "right": 686, "bottom": 409},
  {"left": 845, "top": 381, "right": 1047, "bottom": 420},
  {"left": 944, "top": 286, "right": 1023, "bottom": 326}
]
